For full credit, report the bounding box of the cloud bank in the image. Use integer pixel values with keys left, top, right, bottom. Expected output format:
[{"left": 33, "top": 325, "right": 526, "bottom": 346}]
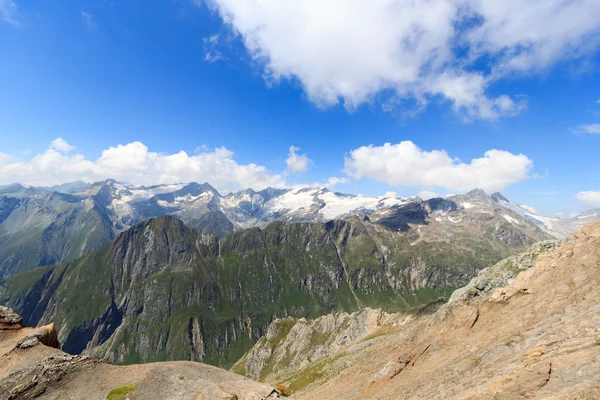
[
  {"left": 0, "top": 140, "right": 286, "bottom": 193},
  {"left": 204, "top": 0, "right": 600, "bottom": 119},
  {"left": 1, "top": 138, "right": 535, "bottom": 195},
  {"left": 344, "top": 141, "right": 533, "bottom": 192}
]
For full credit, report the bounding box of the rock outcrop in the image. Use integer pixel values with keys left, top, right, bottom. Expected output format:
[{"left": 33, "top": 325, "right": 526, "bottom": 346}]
[
  {"left": 231, "top": 308, "right": 396, "bottom": 382},
  {"left": 0, "top": 306, "right": 22, "bottom": 330},
  {"left": 0, "top": 306, "right": 280, "bottom": 400},
  {"left": 448, "top": 239, "right": 566, "bottom": 304},
  {"left": 240, "top": 221, "right": 600, "bottom": 399}
]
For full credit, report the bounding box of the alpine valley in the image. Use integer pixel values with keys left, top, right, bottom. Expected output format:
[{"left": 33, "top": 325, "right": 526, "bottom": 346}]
[{"left": 1, "top": 179, "right": 598, "bottom": 374}]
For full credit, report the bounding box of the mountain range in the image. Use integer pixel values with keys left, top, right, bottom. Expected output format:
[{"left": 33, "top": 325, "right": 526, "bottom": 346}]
[{"left": 1, "top": 179, "right": 596, "bottom": 280}]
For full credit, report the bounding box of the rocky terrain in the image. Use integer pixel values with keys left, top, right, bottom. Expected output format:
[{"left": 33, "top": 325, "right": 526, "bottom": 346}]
[
  {"left": 1, "top": 178, "right": 595, "bottom": 279},
  {"left": 0, "top": 306, "right": 280, "bottom": 400},
  {"left": 235, "top": 220, "right": 600, "bottom": 399},
  {"left": 230, "top": 308, "right": 400, "bottom": 383}
]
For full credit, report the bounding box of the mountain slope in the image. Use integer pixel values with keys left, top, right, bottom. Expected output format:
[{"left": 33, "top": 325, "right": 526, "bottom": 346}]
[
  {"left": 0, "top": 207, "right": 543, "bottom": 369},
  {"left": 0, "top": 185, "right": 114, "bottom": 279},
  {"left": 259, "top": 220, "right": 600, "bottom": 399}
]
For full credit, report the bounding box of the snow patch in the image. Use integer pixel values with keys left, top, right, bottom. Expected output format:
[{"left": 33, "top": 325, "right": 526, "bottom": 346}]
[{"left": 503, "top": 215, "right": 520, "bottom": 225}]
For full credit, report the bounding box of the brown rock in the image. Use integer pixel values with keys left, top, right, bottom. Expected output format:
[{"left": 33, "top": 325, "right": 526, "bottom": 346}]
[{"left": 0, "top": 306, "right": 22, "bottom": 330}]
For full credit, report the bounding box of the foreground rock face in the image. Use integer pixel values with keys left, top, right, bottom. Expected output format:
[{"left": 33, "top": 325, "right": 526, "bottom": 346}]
[
  {"left": 241, "top": 221, "right": 600, "bottom": 399},
  {"left": 448, "top": 239, "right": 566, "bottom": 304},
  {"left": 231, "top": 308, "right": 398, "bottom": 383},
  {"left": 0, "top": 307, "right": 280, "bottom": 400}
]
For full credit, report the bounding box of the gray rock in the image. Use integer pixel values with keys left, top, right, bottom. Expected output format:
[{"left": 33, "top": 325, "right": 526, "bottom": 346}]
[{"left": 448, "top": 239, "right": 566, "bottom": 304}]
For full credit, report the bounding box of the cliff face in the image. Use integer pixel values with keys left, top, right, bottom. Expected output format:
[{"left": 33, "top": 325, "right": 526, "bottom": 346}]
[
  {"left": 254, "top": 220, "right": 600, "bottom": 399},
  {"left": 0, "top": 213, "right": 538, "bottom": 369}
]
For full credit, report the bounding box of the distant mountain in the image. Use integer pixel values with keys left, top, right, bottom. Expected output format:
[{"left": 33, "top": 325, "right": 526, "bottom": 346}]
[
  {"left": 40, "top": 180, "right": 92, "bottom": 194},
  {"left": 569, "top": 208, "right": 600, "bottom": 224},
  {"left": 0, "top": 185, "right": 114, "bottom": 279},
  {"left": 0, "top": 179, "right": 597, "bottom": 278}
]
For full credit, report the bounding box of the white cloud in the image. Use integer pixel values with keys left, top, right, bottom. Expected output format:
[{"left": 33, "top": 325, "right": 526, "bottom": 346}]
[
  {"left": 418, "top": 191, "right": 439, "bottom": 200},
  {"left": 0, "top": 139, "right": 285, "bottom": 193},
  {"left": 50, "top": 138, "right": 76, "bottom": 153},
  {"left": 575, "top": 191, "right": 600, "bottom": 208},
  {"left": 323, "top": 176, "right": 349, "bottom": 188},
  {"left": 572, "top": 124, "right": 600, "bottom": 134},
  {"left": 556, "top": 212, "right": 565, "bottom": 218},
  {"left": 80, "top": 11, "right": 95, "bottom": 31},
  {"left": 285, "top": 145, "right": 312, "bottom": 173},
  {"left": 520, "top": 204, "right": 538, "bottom": 214},
  {"left": 205, "top": 0, "right": 600, "bottom": 119},
  {"left": 295, "top": 176, "right": 350, "bottom": 190},
  {"left": 203, "top": 34, "right": 227, "bottom": 63},
  {"left": 0, "top": 0, "right": 20, "bottom": 26},
  {"left": 343, "top": 141, "right": 532, "bottom": 192}
]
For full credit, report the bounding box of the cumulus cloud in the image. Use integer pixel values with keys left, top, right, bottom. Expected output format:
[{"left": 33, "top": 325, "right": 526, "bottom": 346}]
[
  {"left": 520, "top": 204, "right": 538, "bottom": 214},
  {"left": 572, "top": 124, "right": 600, "bottom": 134},
  {"left": 50, "top": 138, "right": 76, "bottom": 153},
  {"left": 323, "top": 176, "right": 349, "bottom": 188},
  {"left": 285, "top": 145, "right": 312, "bottom": 173},
  {"left": 0, "top": 0, "right": 20, "bottom": 26},
  {"left": 343, "top": 141, "right": 532, "bottom": 192},
  {"left": 575, "top": 191, "right": 600, "bottom": 208},
  {"left": 204, "top": 0, "right": 600, "bottom": 119},
  {"left": 0, "top": 139, "right": 285, "bottom": 193}
]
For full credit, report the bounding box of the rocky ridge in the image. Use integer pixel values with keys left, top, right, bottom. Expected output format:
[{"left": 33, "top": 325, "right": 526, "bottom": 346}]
[
  {"left": 0, "top": 306, "right": 280, "bottom": 400},
  {"left": 448, "top": 238, "right": 566, "bottom": 303},
  {"left": 231, "top": 308, "right": 401, "bottom": 383}
]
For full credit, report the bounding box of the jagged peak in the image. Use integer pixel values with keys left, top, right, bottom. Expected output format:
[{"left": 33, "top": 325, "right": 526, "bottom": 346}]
[
  {"left": 491, "top": 192, "right": 510, "bottom": 203},
  {"left": 0, "top": 183, "right": 25, "bottom": 193},
  {"left": 177, "top": 182, "right": 221, "bottom": 197},
  {"left": 90, "top": 178, "right": 119, "bottom": 187},
  {"left": 465, "top": 188, "right": 488, "bottom": 197}
]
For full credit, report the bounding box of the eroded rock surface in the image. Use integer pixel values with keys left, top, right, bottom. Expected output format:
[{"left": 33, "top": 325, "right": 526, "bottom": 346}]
[{"left": 231, "top": 308, "right": 396, "bottom": 382}]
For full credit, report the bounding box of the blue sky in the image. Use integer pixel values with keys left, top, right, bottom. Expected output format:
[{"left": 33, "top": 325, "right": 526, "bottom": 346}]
[{"left": 1, "top": 0, "right": 600, "bottom": 217}]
